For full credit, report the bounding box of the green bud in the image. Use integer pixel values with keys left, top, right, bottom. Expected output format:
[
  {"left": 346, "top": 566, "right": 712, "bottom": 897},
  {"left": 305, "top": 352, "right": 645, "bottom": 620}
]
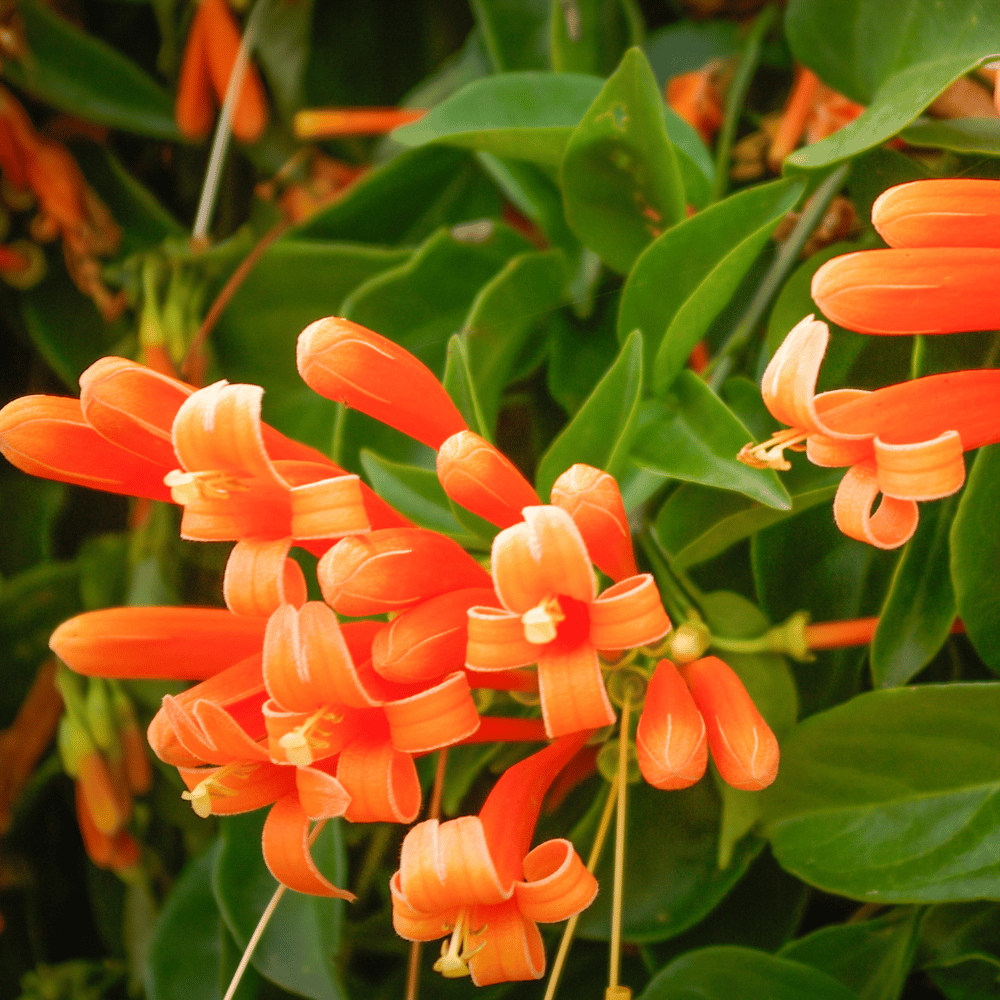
[
  {"left": 596, "top": 738, "right": 641, "bottom": 785},
  {"left": 668, "top": 621, "right": 712, "bottom": 663},
  {"left": 85, "top": 679, "right": 120, "bottom": 757},
  {"left": 58, "top": 713, "right": 96, "bottom": 777}
]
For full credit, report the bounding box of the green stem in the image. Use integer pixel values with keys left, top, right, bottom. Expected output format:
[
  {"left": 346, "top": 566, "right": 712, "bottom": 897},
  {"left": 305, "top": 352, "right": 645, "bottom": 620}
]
[
  {"left": 706, "top": 162, "right": 851, "bottom": 390},
  {"left": 710, "top": 4, "right": 777, "bottom": 204}
]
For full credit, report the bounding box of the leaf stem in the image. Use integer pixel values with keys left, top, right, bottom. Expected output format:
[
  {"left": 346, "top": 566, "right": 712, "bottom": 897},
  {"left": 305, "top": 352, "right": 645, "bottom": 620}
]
[{"left": 710, "top": 4, "right": 777, "bottom": 204}]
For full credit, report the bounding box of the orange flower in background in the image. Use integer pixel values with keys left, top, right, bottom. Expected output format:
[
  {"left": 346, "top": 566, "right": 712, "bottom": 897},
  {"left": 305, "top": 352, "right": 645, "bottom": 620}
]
[
  {"left": 293, "top": 107, "right": 426, "bottom": 140},
  {"left": 871, "top": 178, "right": 1000, "bottom": 248},
  {"left": 391, "top": 731, "right": 597, "bottom": 985},
  {"left": 666, "top": 61, "right": 726, "bottom": 145},
  {"left": 175, "top": 0, "right": 269, "bottom": 143}
]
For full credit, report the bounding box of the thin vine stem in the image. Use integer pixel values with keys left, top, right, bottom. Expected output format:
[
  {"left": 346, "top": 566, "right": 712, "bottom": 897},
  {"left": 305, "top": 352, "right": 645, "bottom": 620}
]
[{"left": 607, "top": 693, "right": 631, "bottom": 994}]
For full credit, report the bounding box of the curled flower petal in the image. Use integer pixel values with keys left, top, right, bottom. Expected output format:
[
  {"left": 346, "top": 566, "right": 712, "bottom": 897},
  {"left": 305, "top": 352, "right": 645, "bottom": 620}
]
[
  {"left": 635, "top": 660, "right": 707, "bottom": 790},
  {"left": 550, "top": 465, "right": 637, "bottom": 582},
  {"left": 288, "top": 474, "right": 370, "bottom": 539},
  {"left": 390, "top": 870, "right": 456, "bottom": 940},
  {"left": 383, "top": 672, "right": 480, "bottom": 753},
  {"left": 872, "top": 179, "right": 1000, "bottom": 248},
  {"left": 874, "top": 431, "right": 965, "bottom": 501},
  {"left": 262, "top": 700, "right": 360, "bottom": 765},
  {"left": 466, "top": 606, "right": 538, "bottom": 671},
  {"left": 437, "top": 431, "right": 540, "bottom": 528},
  {"left": 223, "top": 537, "right": 307, "bottom": 617},
  {"left": 537, "top": 643, "right": 614, "bottom": 739},
  {"left": 178, "top": 759, "right": 295, "bottom": 815},
  {"left": 297, "top": 317, "right": 468, "bottom": 449},
  {"left": 589, "top": 574, "right": 671, "bottom": 650},
  {"left": 833, "top": 460, "right": 919, "bottom": 550},
  {"left": 467, "top": 900, "right": 545, "bottom": 986},
  {"left": 319, "top": 528, "right": 491, "bottom": 615},
  {"left": 680, "top": 656, "right": 779, "bottom": 792},
  {"left": 295, "top": 763, "right": 351, "bottom": 820},
  {"left": 514, "top": 839, "right": 598, "bottom": 923},
  {"left": 262, "top": 795, "right": 355, "bottom": 899},
  {"left": 337, "top": 733, "right": 422, "bottom": 823}
]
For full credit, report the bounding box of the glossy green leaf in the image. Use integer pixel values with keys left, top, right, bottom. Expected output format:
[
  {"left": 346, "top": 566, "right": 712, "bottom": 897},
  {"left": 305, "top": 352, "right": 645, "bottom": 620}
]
[
  {"left": 213, "top": 811, "right": 346, "bottom": 999},
  {"left": 213, "top": 240, "right": 410, "bottom": 451},
  {"left": 631, "top": 370, "right": 790, "bottom": 509},
  {"left": 871, "top": 495, "right": 959, "bottom": 688},
  {"left": 654, "top": 461, "right": 840, "bottom": 569},
  {"left": 781, "top": 907, "right": 922, "bottom": 1000},
  {"left": 644, "top": 19, "right": 741, "bottom": 84},
  {"left": 900, "top": 117, "right": 1000, "bottom": 157},
  {"left": 460, "top": 248, "right": 566, "bottom": 431},
  {"left": 546, "top": 304, "right": 621, "bottom": 416},
  {"left": 392, "top": 72, "right": 604, "bottom": 166},
  {"left": 359, "top": 450, "right": 482, "bottom": 547},
  {"left": 919, "top": 902, "right": 1000, "bottom": 972},
  {"left": 639, "top": 946, "right": 859, "bottom": 1000},
  {"left": 664, "top": 106, "right": 714, "bottom": 209},
  {"left": 4, "top": 0, "right": 179, "bottom": 138},
  {"left": 847, "top": 147, "right": 933, "bottom": 240},
  {"left": 472, "top": 0, "right": 549, "bottom": 71},
  {"left": 290, "top": 145, "right": 502, "bottom": 244},
  {"left": 561, "top": 48, "right": 685, "bottom": 274},
  {"left": 442, "top": 334, "right": 491, "bottom": 441},
  {"left": 618, "top": 177, "right": 801, "bottom": 384},
  {"left": 534, "top": 329, "right": 642, "bottom": 498},
  {"left": 763, "top": 683, "right": 1000, "bottom": 901},
  {"left": 576, "top": 781, "right": 764, "bottom": 943},
  {"left": 785, "top": 0, "right": 1000, "bottom": 171},
  {"left": 951, "top": 445, "right": 1000, "bottom": 675},
  {"left": 550, "top": 0, "right": 642, "bottom": 77}
]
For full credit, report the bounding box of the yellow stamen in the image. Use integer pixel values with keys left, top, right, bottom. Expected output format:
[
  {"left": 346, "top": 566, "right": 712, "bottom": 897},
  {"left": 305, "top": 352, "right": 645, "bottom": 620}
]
[
  {"left": 522, "top": 596, "right": 565, "bottom": 645},
  {"left": 433, "top": 909, "right": 487, "bottom": 979},
  {"left": 164, "top": 469, "right": 251, "bottom": 504},
  {"left": 737, "top": 427, "right": 809, "bottom": 471},
  {"left": 180, "top": 761, "right": 252, "bottom": 817},
  {"left": 277, "top": 705, "right": 344, "bottom": 767}
]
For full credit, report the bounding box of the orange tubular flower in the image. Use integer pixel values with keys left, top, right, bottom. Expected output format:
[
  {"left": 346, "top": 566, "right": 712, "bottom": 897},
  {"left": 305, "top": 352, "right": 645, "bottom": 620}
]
[
  {"left": 293, "top": 107, "right": 426, "bottom": 140},
  {"left": 390, "top": 731, "right": 597, "bottom": 985},
  {"left": 466, "top": 505, "right": 670, "bottom": 738},
  {"left": 743, "top": 315, "right": 1000, "bottom": 548},
  {"left": 297, "top": 318, "right": 468, "bottom": 450},
  {"left": 175, "top": 0, "right": 269, "bottom": 143},
  {"left": 871, "top": 178, "right": 1000, "bottom": 248},
  {"left": 666, "top": 62, "right": 725, "bottom": 145}
]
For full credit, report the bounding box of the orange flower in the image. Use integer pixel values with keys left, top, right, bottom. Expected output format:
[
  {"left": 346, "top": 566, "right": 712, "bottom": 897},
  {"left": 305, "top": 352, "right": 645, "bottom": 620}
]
[
  {"left": 742, "top": 315, "right": 1000, "bottom": 548},
  {"left": 293, "top": 107, "right": 425, "bottom": 140},
  {"left": 390, "top": 732, "right": 597, "bottom": 985},
  {"left": 871, "top": 178, "right": 1000, "bottom": 249},
  {"left": 637, "top": 658, "right": 779, "bottom": 792},
  {"left": 666, "top": 62, "right": 725, "bottom": 145},
  {"left": 466, "top": 504, "right": 670, "bottom": 737},
  {"left": 75, "top": 782, "right": 140, "bottom": 873},
  {"left": 175, "top": 0, "right": 269, "bottom": 143}
]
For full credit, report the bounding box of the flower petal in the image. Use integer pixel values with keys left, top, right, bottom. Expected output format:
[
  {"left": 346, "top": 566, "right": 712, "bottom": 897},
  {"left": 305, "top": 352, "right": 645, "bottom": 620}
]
[
  {"left": 515, "top": 839, "right": 597, "bottom": 923},
  {"left": 295, "top": 762, "right": 351, "bottom": 820},
  {"left": 178, "top": 759, "right": 295, "bottom": 815},
  {"left": 192, "top": 700, "right": 270, "bottom": 761},
  {"left": 467, "top": 900, "right": 545, "bottom": 986},
  {"left": 175, "top": 483, "right": 292, "bottom": 542},
  {"left": 550, "top": 465, "right": 637, "bottom": 582},
  {"left": 833, "top": 460, "right": 919, "bottom": 550},
  {"left": 436, "top": 431, "right": 540, "bottom": 528},
  {"left": 589, "top": 574, "right": 671, "bottom": 650},
  {"left": 635, "top": 660, "right": 707, "bottom": 790},
  {"left": 383, "top": 671, "right": 480, "bottom": 753},
  {"left": 537, "top": 644, "right": 615, "bottom": 738},
  {"left": 261, "top": 795, "right": 355, "bottom": 899},
  {"left": 466, "top": 606, "right": 539, "bottom": 671},
  {"left": 337, "top": 733, "right": 422, "bottom": 823},
  {"left": 262, "top": 700, "right": 361, "bottom": 764},
  {"left": 223, "top": 537, "right": 307, "bottom": 617},
  {"left": 390, "top": 870, "right": 456, "bottom": 941},
  {"left": 289, "top": 474, "right": 370, "bottom": 539},
  {"left": 872, "top": 179, "right": 1000, "bottom": 248},
  {"left": 875, "top": 430, "right": 965, "bottom": 501}
]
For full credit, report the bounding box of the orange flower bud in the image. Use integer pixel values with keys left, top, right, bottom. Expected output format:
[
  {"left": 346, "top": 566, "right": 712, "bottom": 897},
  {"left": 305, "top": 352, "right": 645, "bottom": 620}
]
[
  {"left": 679, "top": 656, "right": 779, "bottom": 791},
  {"left": 77, "top": 748, "right": 129, "bottom": 836},
  {"left": 318, "top": 528, "right": 491, "bottom": 616},
  {"left": 293, "top": 107, "right": 425, "bottom": 139},
  {"left": 436, "top": 431, "right": 539, "bottom": 528},
  {"left": 666, "top": 67, "right": 724, "bottom": 145},
  {"left": 812, "top": 248, "right": 1000, "bottom": 334},
  {"left": 872, "top": 179, "right": 1000, "bottom": 248},
  {"left": 297, "top": 317, "right": 468, "bottom": 449}
]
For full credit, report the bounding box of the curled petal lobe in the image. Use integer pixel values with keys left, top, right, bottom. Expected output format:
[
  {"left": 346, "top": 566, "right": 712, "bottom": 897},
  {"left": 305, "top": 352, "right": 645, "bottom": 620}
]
[
  {"left": 263, "top": 700, "right": 360, "bottom": 764},
  {"left": 192, "top": 700, "right": 269, "bottom": 761},
  {"left": 437, "top": 431, "right": 540, "bottom": 528},
  {"left": 589, "top": 574, "right": 671, "bottom": 650},
  {"left": 297, "top": 317, "right": 468, "bottom": 449},
  {"left": 390, "top": 871, "right": 456, "bottom": 941},
  {"left": 262, "top": 795, "right": 354, "bottom": 899},
  {"left": 337, "top": 733, "right": 421, "bottom": 823},
  {"left": 173, "top": 483, "right": 291, "bottom": 542},
  {"left": 833, "top": 460, "right": 919, "bottom": 550},
  {"left": 223, "top": 537, "right": 307, "bottom": 617},
  {"left": 636, "top": 660, "right": 707, "bottom": 790},
  {"left": 550, "top": 465, "right": 637, "bottom": 582},
  {"left": 872, "top": 179, "right": 1000, "bottom": 248},
  {"left": 319, "top": 528, "right": 491, "bottom": 616},
  {"left": 288, "top": 475, "right": 369, "bottom": 539},
  {"left": 178, "top": 760, "right": 295, "bottom": 815},
  {"left": 680, "top": 656, "right": 779, "bottom": 792},
  {"left": 295, "top": 764, "right": 351, "bottom": 820},
  {"left": 537, "top": 643, "right": 615, "bottom": 739},
  {"left": 874, "top": 431, "right": 965, "bottom": 501},
  {"left": 514, "top": 839, "right": 597, "bottom": 923},
  {"left": 383, "top": 671, "right": 480, "bottom": 754},
  {"left": 467, "top": 900, "right": 545, "bottom": 986},
  {"left": 465, "top": 606, "right": 538, "bottom": 671}
]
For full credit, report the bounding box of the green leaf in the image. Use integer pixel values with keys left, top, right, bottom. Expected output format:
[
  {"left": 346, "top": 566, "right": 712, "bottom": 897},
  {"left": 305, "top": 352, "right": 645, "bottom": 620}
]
[
  {"left": 919, "top": 902, "right": 1000, "bottom": 972},
  {"left": 951, "top": 445, "right": 1000, "bottom": 675},
  {"left": 560, "top": 48, "right": 686, "bottom": 274},
  {"left": 654, "top": 462, "right": 841, "bottom": 569},
  {"left": 213, "top": 811, "right": 346, "bottom": 999},
  {"left": 618, "top": 177, "right": 801, "bottom": 385},
  {"left": 0, "top": 472, "right": 65, "bottom": 577},
  {"left": 359, "top": 450, "right": 482, "bottom": 547},
  {"left": 4, "top": 0, "right": 179, "bottom": 138},
  {"left": 460, "top": 248, "right": 566, "bottom": 431},
  {"left": 575, "top": 781, "right": 764, "bottom": 943},
  {"left": 442, "top": 335, "right": 491, "bottom": 440},
  {"left": 900, "top": 117, "right": 1000, "bottom": 157},
  {"left": 534, "top": 328, "right": 643, "bottom": 498},
  {"left": 550, "top": 0, "right": 642, "bottom": 77},
  {"left": 254, "top": 0, "right": 313, "bottom": 126},
  {"left": 763, "top": 683, "right": 1000, "bottom": 901},
  {"left": 784, "top": 0, "right": 1000, "bottom": 172},
  {"left": 871, "top": 495, "right": 959, "bottom": 688},
  {"left": 664, "top": 106, "right": 714, "bottom": 209},
  {"left": 631, "top": 370, "right": 790, "bottom": 509},
  {"left": 213, "top": 240, "right": 411, "bottom": 451},
  {"left": 392, "top": 72, "right": 605, "bottom": 167},
  {"left": 472, "top": 0, "right": 550, "bottom": 71},
  {"left": 643, "top": 19, "right": 741, "bottom": 83},
  {"left": 638, "top": 946, "right": 859, "bottom": 1000},
  {"left": 546, "top": 304, "right": 621, "bottom": 416},
  {"left": 290, "top": 145, "right": 502, "bottom": 245},
  {"left": 780, "top": 907, "right": 923, "bottom": 1000}
]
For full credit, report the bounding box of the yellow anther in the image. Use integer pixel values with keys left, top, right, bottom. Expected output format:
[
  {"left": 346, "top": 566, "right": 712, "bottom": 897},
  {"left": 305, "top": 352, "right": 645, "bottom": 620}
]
[
  {"left": 277, "top": 705, "right": 343, "bottom": 767},
  {"left": 181, "top": 779, "right": 213, "bottom": 818},
  {"left": 737, "top": 427, "right": 809, "bottom": 471},
  {"left": 180, "top": 761, "right": 251, "bottom": 817},
  {"left": 522, "top": 596, "right": 566, "bottom": 645},
  {"left": 164, "top": 469, "right": 251, "bottom": 504},
  {"left": 433, "top": 910, "right": 487, "bottom": 979}
]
